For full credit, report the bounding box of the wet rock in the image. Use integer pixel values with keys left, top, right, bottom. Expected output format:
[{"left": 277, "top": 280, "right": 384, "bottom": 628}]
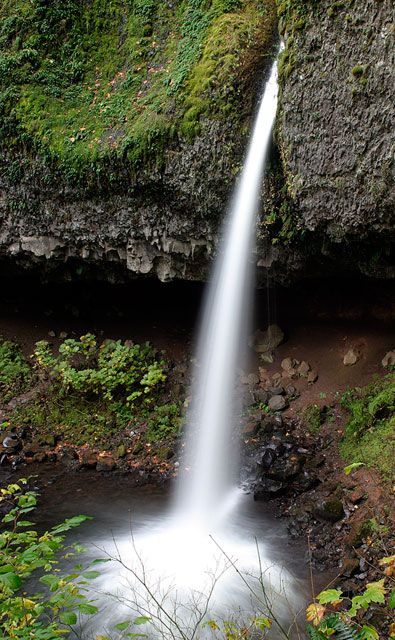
[
  {"left": 253, "top": 478, "right": 285, "bottom": 500},
  {"left": 297, "top": 361, "right": 311, "bottom": 377},
  {"left": 243, "top": 389, "right": 256, "bottom": 407},
  {"left": 249, "top": 324, "right": 284, "bottom": 354},
  {"left": 258, "top": 447, "right": 277, "bottom": 470},
  {"left": 260, "top": 352, "right": 274, "bottom": 364},
  {"left": 2, "top": 433, "right": 21, "bottom": 452},
  {"left": 382, "top": 350, "right": 395, "bottom": 367},
  {"left": 285, "top": 385, "right": 299, "bottom": 398},
  {"left": 241, "top": 420, "right": 262, "bottom": 436},
  {"left": 340, "top": 558, "right": 360, "bottom": 577},
  {"left": 268, "top": 386, "right": 284, "bottom": 396},
  {"left": 349, "top": 487, "right": 366, "bottom": 504},
  {"left": 32, "top": 451, "right": 48, "bottom": 463},
  {"left": 307, "top": 370, "right": 318, "bottom": 384},
  {"left": 57, "top": 447, "right": 78, "bottom": 467},
  {"left": 268, "top": 395, "right": 288, "bottom": 412},
  {"left": 253, "top": 389, "right": 269, "bottom": 404},
  {"left": 281, "top": 357, "right": 295, "bottom": 371},
  {"left": 97, "top": 456, "right": 116, "bottom": 472},
  {"left": 23, "top": 442, "right": 44, "bottom": 457},
  {"left": 79, "top": 450, "right": 97, "bottom": 469},
  {"left": 315, "top": 498, "right": 345, "bottom": 523},
  {"left": 258, "top": 367, "right": 270, "bottom": 384},
  {"left": 271, "top": 372, "right": 282, "bottom": 384},
  {"left": 343, "top": 349, "right": 360, "bottom": 366}
]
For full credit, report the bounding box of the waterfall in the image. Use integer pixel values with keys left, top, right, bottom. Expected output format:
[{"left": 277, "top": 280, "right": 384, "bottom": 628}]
[
  {"left": 85, "top": 55, "right": 307, "bottom": 639},
  {"left": 174, "top": 58, "right": 280, "bottom": 529}
]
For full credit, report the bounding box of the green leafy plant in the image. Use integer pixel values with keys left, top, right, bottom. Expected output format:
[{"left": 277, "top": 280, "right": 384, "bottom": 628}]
[
  {"left": 33, "top": 334, "right": 167, "bottom": 409},
  {"left": 0, "top": 478, "right": 100, "bottom": 638},
  {"left": 306, "top": 565, "right": 395, "bottom": 640},
  {"left": 0, "top": 339, "right": 32, "bottom": 403},
  {"left": 340, "top": 373, "right": 395, "bottom": 480}
]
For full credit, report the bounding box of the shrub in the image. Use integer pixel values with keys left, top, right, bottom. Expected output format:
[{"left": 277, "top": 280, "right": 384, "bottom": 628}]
[{"left": 0, "top": 339, "right": 32, "bottom": 403}]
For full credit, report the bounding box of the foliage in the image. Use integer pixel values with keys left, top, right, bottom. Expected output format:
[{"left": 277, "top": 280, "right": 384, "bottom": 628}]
[
  {"left": 306, "top": 570, "right": 395, "bottom": 640},
  {"left": 302, "top": 404, "right": 327, "bottom": 434},
  {"left": 33, "top": 334, "right": 166, "bottom": 408},
  {"left": 145, "top": 402, "right": 181, "bottom": 443},
  {"left": 340, "top": 373, "right": 395, "bottom": 480},
  {"left": 0, "top": 0, "right": 277, "bottom": 187},
  {"left": 9, "top": 334, "right": 181, "bottom": 451},
  {"left": 0, "top": 338, "right": 32, "bottom": 403},
  {"left": 0, "top": 478, "right": 99, "bottom": 638}
]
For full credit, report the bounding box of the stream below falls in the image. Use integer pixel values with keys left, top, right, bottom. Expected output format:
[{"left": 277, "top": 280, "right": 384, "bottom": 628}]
[{"left": 24, "top": 468, "right": 310, "bottom": 640}]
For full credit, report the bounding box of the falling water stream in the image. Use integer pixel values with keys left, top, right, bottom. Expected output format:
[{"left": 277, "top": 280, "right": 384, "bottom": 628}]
[{"left": 71, "top": 54, "right": 307, "bottom": 639}]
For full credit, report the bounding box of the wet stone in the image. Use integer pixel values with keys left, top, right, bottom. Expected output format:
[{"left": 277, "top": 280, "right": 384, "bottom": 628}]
[
  {"left": 97, "top": 456, "right": 116, "bottom": 472},
  {"left": 268, "top": 395, "right": 288, "bottom": 412}
]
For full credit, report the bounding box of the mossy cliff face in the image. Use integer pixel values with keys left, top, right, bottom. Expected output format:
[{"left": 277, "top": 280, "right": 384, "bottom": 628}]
[
  {"left": 272, "top": 0, "right": 395, "bottom": 279},
  {"left": 0, "top": 0, "right": 277, "bottom": 281}
]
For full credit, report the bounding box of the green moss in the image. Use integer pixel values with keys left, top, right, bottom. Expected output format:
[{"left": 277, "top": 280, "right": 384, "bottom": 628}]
[
  {"left": 352, "top": 64, "right": 365, "bottom": 77},
  {"left": 0, "top": 0, "right": 277, "bottom": 187},
  {"left": 0, "top": 339, "right": 32, "bottom": 404},
  {"left": 340, "top": 373, "right": 395, "bottom": 481},
  {"left": 302, "top": 404, "right": 325, "bottom": 434}
]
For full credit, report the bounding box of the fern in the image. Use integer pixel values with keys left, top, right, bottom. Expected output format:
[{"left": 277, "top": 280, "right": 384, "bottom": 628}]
[
  {"left": 323, "top": 615, "right": 358, "bottom": 640},
  {"left": 307, "top": 626, "right": 328, "bottom": 640}
]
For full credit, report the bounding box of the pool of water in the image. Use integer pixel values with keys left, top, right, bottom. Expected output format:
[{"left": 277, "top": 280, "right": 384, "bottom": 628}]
[{"left": 20, "top": 467, "right": 310, "bottom": 639}]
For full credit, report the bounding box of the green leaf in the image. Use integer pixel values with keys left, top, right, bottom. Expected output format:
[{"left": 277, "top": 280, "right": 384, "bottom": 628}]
[
  {"left": 254, "top": 616, "right": 272, "bottom": 630},
  {"left": 115, "top": 621, "right": 131, "bottom": 631},
  {"left": 60, "top": 611, "right": 78, "bottom": 625},
  {"left": 359, "top": 626, "right": 379, "bottom": 640},
  {"left": 364, "top": 580, "right": 386, "bottom": 604},
  {"left": 51, "top": 515, "right": 91, "bottom": 534},
  {"left": 0, "top": 572, "right": 21, "bottom": 590},
  {"left": 389, "top": 588, "right": 395, "bottom": 609},
  {"left": 344, "top": 462, "right": 365, "bottom": 475},
  {"left": 133, "top": 616, "right": 151, "bottom": 625},
  {"left": 78, "top": 603, "right": 99, "bottom": 615},
  {"left": 91, "top": 558, "right": 111, "bottom": 565},
  {"left": 82, "top": 570, "right": 100, "bottom": 579},
  {"left": 317, "top": 589, "right": 344, "bottom": 605}
]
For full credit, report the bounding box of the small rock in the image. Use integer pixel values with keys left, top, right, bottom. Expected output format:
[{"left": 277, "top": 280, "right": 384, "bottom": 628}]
[
  {"left": 241, "top": 421, "right": 261, "bottom": 436},
  {"left": 79, "top": 450, "right": 97, "bottom": 469},
  {"left": 268, "top": 386, "right": 284, "bottom": 396},
  {"left": 97, "top": 456, "right": 116, "bottom": 472},
  {"left": 258, "top": 367, "right": 270, "bottom": 383},
  {"left": 297, "top": 361, "right": 311, "bottom": 376},
  {"left": 340, "top": 558, "right": 360, "bottom": 577},
  {"left": 285, "top": 385, "right": 299, "bottom": 398},
  {"left": 307, "top": 370, "right": 318, "bottom": 384},
  {"left": 253, "top": 389, "right": 269, "bottom": 404},
  {"left": 249, "top": 324, "right": 284, "bottom": 354},
  {"left": 382, "top": 350, "right": 395, "bottom": 367},
  {"left": 271, "top": 372, "right": 282, "bottom": 384},
  {"left": 268, "top": 395, "right": 288, "bottom": 412},
  {"left": 246, "top": 373, "right": 259, "bottom": 385},
  {"left": 174, "top": 461, "right": 180, "bottom": 468},
  {"left": 343, "top": 349, "right": 360, "bottom": 366},
  {"left": 253, "top": 478, "right": 285, "bottom": 500},
  {"left": 315, "top": 498, "right": 345, "bottom": 523},
  {"left": 48, "top": 330, "right": 56, "bottom": 338},
  {"left": 2, "top": 434, "right": 20, "bottom": 451},
  {"left": 59, "top": 331, "right": 68, "bottom": 339},
  {"left": 260, "top": 352, "right": 274, "bottom": 364},
  {"left": 281, "top": 357, "right": 294, "bottom": 371}
]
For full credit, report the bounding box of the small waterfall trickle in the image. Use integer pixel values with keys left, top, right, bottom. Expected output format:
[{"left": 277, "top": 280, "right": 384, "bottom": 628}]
[{"left": 174, "top": 59, "right": 280, "bottom": 530}]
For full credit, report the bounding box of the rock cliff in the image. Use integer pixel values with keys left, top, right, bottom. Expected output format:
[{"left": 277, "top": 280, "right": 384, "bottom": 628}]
[{"left": 0, "top": 0, "right": 393, "bottom": 283}]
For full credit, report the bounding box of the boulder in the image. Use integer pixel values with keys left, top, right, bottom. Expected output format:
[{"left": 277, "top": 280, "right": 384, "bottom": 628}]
[
  {"left": 307, "top": 370, "right": 318, "bottom": 384},
  {"left": 343, "top": 349, "right": 360, "bottom": 366},
  {"left": 382, "top": 350, "right": 395, "bottom": 367},
  {"left": 314, "top": 498, "right": 345, "bottom": 523},
  {"left": 268, "top": 395, "right": 288, "bottom": 412},
  {"left": 97, "top": 456, "right": 116, "bottom": 472},
  {"left": 253, "top": 478, "right": 285, "bottom": 500},
  {"left": 249, "top": 324, "right": 284, "bottom": 354},
  {"left": 297, "top": 361, "right": 311, "bottom": 376}
]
